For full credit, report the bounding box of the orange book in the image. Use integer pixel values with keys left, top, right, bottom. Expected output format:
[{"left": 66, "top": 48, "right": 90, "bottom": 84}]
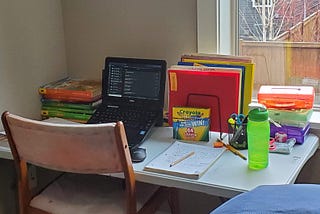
[
  {"left": 39, "top": 78, "right": 102, "bottom": 102},
  {"left": 181, "top": 53, "right": 253, "bottom": 63}
]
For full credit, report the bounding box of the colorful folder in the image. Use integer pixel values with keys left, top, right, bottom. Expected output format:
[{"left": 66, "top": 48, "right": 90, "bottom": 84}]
[
  {"left": 176, "top": 62, "right": 245, "bottom": 113},
  {"left": 168, "top": 68, "right": 241, "bottom": 133},
  {"left": 180, "top": 56, "right": 255, "bottom": 115}
]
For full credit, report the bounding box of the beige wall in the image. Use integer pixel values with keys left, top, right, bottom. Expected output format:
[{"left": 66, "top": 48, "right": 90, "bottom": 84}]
[
  {"left": 61, "top": 0, "right": 197, "bottom": 79},
  {"left": 0, "top": 0, "right": 197, "bottom": 127},
  {"left": 0, "top": 0, "right": 67, "bottom": 125}
]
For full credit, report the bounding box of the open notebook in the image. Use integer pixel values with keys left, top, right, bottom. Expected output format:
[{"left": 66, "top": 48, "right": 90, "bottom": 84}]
[{"left": 144, "top": 141, "right": 225, "bottom": 179}]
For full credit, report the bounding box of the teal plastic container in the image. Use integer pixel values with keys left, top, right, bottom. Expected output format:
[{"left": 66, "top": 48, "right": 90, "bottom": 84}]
[{"left": 247, "top": 108, "right": 270, "bottom": 170}]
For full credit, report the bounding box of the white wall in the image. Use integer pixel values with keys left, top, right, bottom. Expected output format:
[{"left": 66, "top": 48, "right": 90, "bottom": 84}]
[{"left": 0, "top": 0, "right": 67, "bottom": 125}]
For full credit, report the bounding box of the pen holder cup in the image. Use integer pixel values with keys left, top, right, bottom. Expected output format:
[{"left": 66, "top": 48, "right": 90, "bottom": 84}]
[{"left": 228, "top": 122, "right": 248, "bottom": 150}]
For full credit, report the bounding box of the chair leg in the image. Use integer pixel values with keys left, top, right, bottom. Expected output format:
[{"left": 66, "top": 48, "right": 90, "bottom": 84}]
[
  {"left": 28, "top": 206, "right": 51, "bottom": 214},
  {"left": 168, "top": 187, "right": 180, "bottom": 214},
  {"left": 137, "top": 186, "right": 168, "bottom": 214},
  {"left": 138, "top": 186, "right": 179, "bottom": 214}
]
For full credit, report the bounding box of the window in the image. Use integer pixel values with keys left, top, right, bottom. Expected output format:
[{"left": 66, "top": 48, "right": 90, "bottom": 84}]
[
  {"left": 239, "top": 0, "right": 320, "bottom": 108},
  {"left": 197, "top": 0, "right": 320, "bottom": 108}
]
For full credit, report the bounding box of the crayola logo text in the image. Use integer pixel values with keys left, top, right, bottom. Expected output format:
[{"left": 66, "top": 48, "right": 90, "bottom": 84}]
[{"left": 177, "top": 110, "right": 203, "bottom": 118}]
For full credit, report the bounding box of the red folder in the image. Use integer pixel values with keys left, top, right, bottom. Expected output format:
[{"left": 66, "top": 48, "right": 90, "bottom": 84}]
[{"left": 168, "top": 68, "right": 240, "bottom": 133}]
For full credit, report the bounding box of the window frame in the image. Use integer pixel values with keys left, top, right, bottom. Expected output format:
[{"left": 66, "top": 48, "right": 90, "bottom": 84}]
[
  {"left": 197, "top": 0, "right": 238, "bottom": 55},
  {"left": 197, "top": 0, "right": 320, "bottom": 129}
]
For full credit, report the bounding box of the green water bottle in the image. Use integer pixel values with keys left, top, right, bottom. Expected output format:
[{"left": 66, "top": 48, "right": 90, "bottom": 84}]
[{"left": 247, "top": 104, "right": 270, "bottom": 170}]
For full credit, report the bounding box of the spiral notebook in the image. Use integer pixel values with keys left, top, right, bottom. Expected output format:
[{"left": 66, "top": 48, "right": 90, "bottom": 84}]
[{"left": 144, "top": 141, "right": 225, "bottom": 179}]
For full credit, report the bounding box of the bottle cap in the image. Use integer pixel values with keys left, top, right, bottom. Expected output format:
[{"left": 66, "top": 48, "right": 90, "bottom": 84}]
[
  {"left": 248, "top": 103, "right": 267, "bottom": 111},
  {"left": 248, "top": 105, "right": 268, "bottom": 122}
]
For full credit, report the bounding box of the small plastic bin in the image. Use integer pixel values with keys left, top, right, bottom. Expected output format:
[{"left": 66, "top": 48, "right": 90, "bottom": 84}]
[
  {"left": 270, "top": 123, "right": 310, "bottom": 144},
  {"left": 258, "top": 86, "right": 314, "bottom": 110}
]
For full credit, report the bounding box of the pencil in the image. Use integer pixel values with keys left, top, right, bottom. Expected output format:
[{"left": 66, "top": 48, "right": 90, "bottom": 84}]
[
  {"left": 170, "top": 151, "right": 195, "bottom": 167},
  {"left": 222, "top": 142, "right": 247, "bottom": 160}
]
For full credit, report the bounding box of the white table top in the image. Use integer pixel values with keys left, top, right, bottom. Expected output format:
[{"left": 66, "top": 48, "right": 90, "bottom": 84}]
[
  {"left": 0, "top": 125, "right": 318, "bottom": 198},
  {"left": 130, "top": 127, "right": 319, "bottom": 198}
]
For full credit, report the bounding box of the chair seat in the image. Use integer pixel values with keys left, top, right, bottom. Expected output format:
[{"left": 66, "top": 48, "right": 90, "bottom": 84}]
[
  {"left": 211, "top": 184, "right": 320, "bottom": 214},
  {"left": 30, "top": 173, "right": 159, "bottom": 214}
]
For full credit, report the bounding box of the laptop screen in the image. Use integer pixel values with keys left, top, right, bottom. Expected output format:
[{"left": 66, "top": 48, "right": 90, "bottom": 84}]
[
  {"left": 107, "top": 62, "right": 162, "bottom": 100},
  {"left": 102, "top": 57, "right": 167, "bottom": 109}
]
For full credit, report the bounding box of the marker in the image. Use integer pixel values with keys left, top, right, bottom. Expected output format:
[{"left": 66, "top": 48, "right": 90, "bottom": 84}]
[{"left": 228, "top": 118, "right": 235, "bottom": 125}]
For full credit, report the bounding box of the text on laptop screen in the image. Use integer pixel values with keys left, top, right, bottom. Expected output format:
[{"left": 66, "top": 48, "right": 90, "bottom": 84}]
[{"left": 107, "top": 62, "right": 162, "bottom": 100}]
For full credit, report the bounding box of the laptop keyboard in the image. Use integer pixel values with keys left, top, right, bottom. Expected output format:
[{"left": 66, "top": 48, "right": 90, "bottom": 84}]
[{"left": 89, "top": 106, "right": 158, "bottom": 131}]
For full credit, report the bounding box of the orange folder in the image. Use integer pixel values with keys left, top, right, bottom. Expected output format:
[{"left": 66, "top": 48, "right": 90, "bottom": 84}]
[{"left": 168, "top": 68, "right": 240, "bottom": 133}]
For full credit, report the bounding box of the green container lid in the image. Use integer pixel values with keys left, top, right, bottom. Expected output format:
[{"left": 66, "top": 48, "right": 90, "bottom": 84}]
[{"left": 249, "top": 108, "right": 268, "bottom": 121}]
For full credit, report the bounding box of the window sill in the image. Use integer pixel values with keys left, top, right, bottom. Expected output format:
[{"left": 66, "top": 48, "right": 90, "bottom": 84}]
[{"left": 310, "top": 111, "right": 320, "bottom": 131}]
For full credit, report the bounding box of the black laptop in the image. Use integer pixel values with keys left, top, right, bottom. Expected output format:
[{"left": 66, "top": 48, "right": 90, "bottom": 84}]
[{"left": 87, "top": 57, "right": 166, "bottom": 150}]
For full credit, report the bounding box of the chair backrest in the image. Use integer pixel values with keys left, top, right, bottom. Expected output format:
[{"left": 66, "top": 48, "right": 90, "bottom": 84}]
[{"left": 1, "top": 111, "right": 137, "bottom": 213}]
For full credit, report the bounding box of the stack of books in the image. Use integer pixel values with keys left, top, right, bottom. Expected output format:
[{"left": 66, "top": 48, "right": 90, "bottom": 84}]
[
  {"left": 258, "top": 85, "right": 314, "bottom": 144},
  {"left": 167, "top": 53, "right": 255, "bottom": 134},
  {"left": 39, "top": 77, "right": 102, "bottom": 123},
  {"left": 178, "top": 53, "right": 255, "bottom": 115}
]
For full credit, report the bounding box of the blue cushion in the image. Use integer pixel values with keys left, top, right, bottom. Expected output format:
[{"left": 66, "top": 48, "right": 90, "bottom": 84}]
[{"left": 211, "top": 184, "right": 320, "bottom": 214}]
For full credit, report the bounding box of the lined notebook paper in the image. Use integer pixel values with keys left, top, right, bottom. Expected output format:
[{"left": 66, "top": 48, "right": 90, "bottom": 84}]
[{"left": 144, "top": 141, "right": 225, "bottom": 179}]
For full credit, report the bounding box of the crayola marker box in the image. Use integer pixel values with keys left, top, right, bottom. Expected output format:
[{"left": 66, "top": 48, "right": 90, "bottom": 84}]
[{"left": 172, "top": 106, "right": 210, "bottom": 142}]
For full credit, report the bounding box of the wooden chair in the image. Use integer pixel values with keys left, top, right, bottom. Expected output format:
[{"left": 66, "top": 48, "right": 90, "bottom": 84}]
[{"left": 1, "top": 111, "right": 179, "bottom": 214}]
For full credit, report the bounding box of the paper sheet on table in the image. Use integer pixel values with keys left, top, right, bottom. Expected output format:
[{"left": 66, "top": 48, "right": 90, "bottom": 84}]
[{"left": 144, "top": 141, "right": 225, "bottom": 179}]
